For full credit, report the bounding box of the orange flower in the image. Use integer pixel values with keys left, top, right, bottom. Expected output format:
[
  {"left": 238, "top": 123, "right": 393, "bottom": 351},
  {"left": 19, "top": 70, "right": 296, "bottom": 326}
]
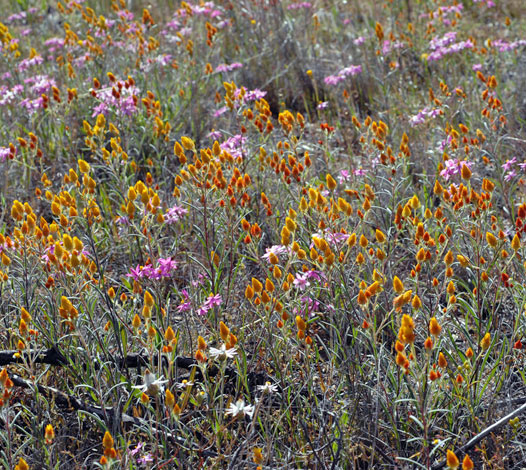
[
  {"left": 326, "top": 173, "right": 337, "bottom": 190},
  {"left": 462, "top": 454, "right": 474, "bottom": 470},
  {"left": 295, "top": 315, "right": 306, "bottom": 331},
  {"left": 438, "top": 352, "right": 447, "bottom": 368},
  {"left": 14, "top": 458, "right": 29, "bottom": 470},
  {"left": 396, "top": 351, "right": 408, "bottom": 367},
  {"left": 429, "top": 317, "right": 442, "bottom": 336},
  {"left": 219, "top": 322, "right": 230, "bottom": 341},
  {"left": 375, "top": 229, "right": 386, "bottom": 243},
  {"left": 424, "top": 337, "right": 433, "bottom": 351},
  {"left": 398, "top": 314, "right": 415, "bottom": 344},
  {"left": 411, "top": 294, "right": 422, "bottom": 310},
  {"left": 102, "top": 431, "right": 114, "bottom": 450},
  {"left": 197, "top": 336, "right": 207, "bottom": 350},
  {"left": 446, "top": 450, "right": 459, "bottom": 469},
  {"left": 45, "top": 424, "right": 55, "bottom": 444},
  {"left": 357, "top": 290, "right": 367, "bottom": 306}
]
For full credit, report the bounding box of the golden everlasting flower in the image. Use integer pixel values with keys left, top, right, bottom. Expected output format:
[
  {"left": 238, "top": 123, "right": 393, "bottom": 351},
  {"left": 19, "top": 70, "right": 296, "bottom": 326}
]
[
  {"left": 429, "top": 317, "right": 442, "bottom": 336},
  {"left": 480, "top": 332, "right": 491, "bottom": 350},
  {"left": 446, "top": 449, "right": 459, "bottom": 469},
  {"left": 393, "top": 276, "right": 404, "bottom": 294},
  {"left": 462, "top": 454, "right": 474, "bottom": 470},
  {"left": 45, "top": 424, "right": 55, "bottom": 444}
]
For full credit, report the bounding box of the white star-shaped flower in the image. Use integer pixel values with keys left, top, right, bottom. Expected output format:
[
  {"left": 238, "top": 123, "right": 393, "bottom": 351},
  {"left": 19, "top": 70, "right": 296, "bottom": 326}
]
[
  {"left": 209, "top": 344, "right": 238, "bottom": 361},
  {"left": 132, "top": 369, "right": 167, "bottom": 396},
  {"left": 225, "top": 399, "right": 254, "bottom": 419}
]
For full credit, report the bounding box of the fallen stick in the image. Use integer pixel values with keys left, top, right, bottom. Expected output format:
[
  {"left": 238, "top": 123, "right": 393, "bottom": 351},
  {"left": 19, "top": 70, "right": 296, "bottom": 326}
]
[{"left": 0, "top": 346, "right": 269, "bottom": 386}]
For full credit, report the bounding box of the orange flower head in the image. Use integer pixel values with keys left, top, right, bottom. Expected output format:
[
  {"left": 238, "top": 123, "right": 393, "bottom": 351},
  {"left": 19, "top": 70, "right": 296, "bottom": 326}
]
[
  {"left": 102, "top": 431, "right": 114, "bottom": 450},
  {"left": 446, "top": 450, "right": 459, "bottom": 469},
  {"left": 429, "top": 317, "right": 442, "bottom": 336},
  {"left": 462, "top": 454, "right": 474, "bottom": 470},
  {"left": 45, "top": 424, "right": 55, "bottom": 444}
]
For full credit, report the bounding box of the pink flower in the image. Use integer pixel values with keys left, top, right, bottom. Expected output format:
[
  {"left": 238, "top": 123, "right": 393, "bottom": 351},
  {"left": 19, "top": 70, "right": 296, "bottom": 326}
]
[
  {"left": 164, "top": 204, "right": 188, "bottom": 224},
  {"left": 293, "top": 272, "right": 311, "bottom": 291}
]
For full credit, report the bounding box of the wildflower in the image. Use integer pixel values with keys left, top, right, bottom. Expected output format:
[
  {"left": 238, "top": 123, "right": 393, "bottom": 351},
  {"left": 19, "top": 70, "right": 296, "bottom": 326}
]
[
  {"left": 323, "top": 65, "right": 361, "bottom": 86},
  {"left": 253, "top": 447, "right": 264, "bottom": 464},
  {"left": 429, "top": 317, "right": 442, "bottom": 336},
  {"left": 398, "top": 314, "right": 415, "bottom": 344},
  {"left": 209, "top": 344, "right": 238, "bottom": 361},
  {"left": 137, "top": 454, "right": 154, "bottom": 464},
  {"left": 486, "top": 232, "right": 498, "bottom": 248},
  {"left": 354, "top": 36, "right": 365, "bottom": 45},
  {"left": 164, "top": 204, "right": 188, "bottom": 223},
  {"left": 45, "top": 424, "right": 55, "bottom": 444},
  {"left": 197, "top": 293, "right": 222, "bottom": 315},
  {"left": 176, "top": 379, "right": 194, "bottom": 389},
  {"left": 393, "top": 276, "right": 404, "bottom": 293},
  {"left": 157, "top": 257, "right": 177, "bottom": 277},
  {"left": 215, "top": 62, "right": 243, "bottom": 73},
  {"left": 225, "top": 399, "right": 254, "bottom": 419},
  {"left": 446, "top": 449, "right": 460, "bottom": 469},
  {"left": 257, "top": 381, "right": 279, "bottom": 395},
  {"left": 480, "top": 332, "right": 491, "bottom": 350},
  {"left": 14, "top": 458, "right": 29, "bottom": 470},
  {"left": 462, "top": 454, "right": 474, "bottom": 470},
  {"left": 102, "top": 431, "right": 116, "bottom": 459},
  {"left": 424, "top": 337, "right": 433, "bottom": 351},
  {"left": 133, "top": 369, "right": 167, "bottom": 396},
  {"left": 293, "top": 272, "right": 311, "bottom": 290}
]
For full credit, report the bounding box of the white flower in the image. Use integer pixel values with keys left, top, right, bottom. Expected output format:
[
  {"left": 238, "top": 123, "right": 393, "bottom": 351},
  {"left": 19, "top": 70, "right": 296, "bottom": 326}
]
[
  {"left": 225, "top": 399, "right": 254, "bottom": 419},
  {"left": 257, "top": 381, "right": 278, "bottom": 395},
  {"left": 133, "top": 369, "right": 167, "bottom": 396},
  {"left": 209, "top": 344, "right": 238, "bottom": 361},
  {"left": 175, "top": 379, "right": 194, "bottom": 389}
]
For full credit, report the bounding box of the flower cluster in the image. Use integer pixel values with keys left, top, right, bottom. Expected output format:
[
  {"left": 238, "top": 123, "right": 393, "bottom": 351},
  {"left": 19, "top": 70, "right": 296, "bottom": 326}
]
[
  {"left": 127, "top": 258, "right": 177, "bottom": 281},
  {"left": 324, "top": 65, "right": 362, "bottom": 86}
]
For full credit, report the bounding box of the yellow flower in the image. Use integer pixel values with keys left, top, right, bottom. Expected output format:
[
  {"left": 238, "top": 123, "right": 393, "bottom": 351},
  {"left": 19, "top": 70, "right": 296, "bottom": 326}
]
[
  {"left": 253, "top": 447, "right": 264, "bottom": 464},
  {"left": 181, "top": 136, "right": 195, "bottom": 151},
  {"left": 486, "top": 232, "right": 498, "bottom": 248},
  {"left": 144, "top": 290, "right": 155, "bottom": 307},
  {"left": 326, "top": 173, "right": 337, "bottom": 190},
  {"left": 164, "top": 326, "right": 176, "bottom": 343},
  {"left": 45, "top": 424, "right": 55, "bottom": 444},
  {"left": 398, "top": 314, "right": 415, "bottom": 344},
  {"left": 511, "top": 233, "right": 521, "bottom": 251},
  {"left": 375, "top": 229, "right": 386, "bottom": 243},
  {"left": 78, "top": 159, "right": 90, "bottom": 173},
  {"left": 393, "top": 276, "right": 404, "bottom": 294},
  {"left": 480, "top": 332, "right": 491, "bottom": 350}
]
